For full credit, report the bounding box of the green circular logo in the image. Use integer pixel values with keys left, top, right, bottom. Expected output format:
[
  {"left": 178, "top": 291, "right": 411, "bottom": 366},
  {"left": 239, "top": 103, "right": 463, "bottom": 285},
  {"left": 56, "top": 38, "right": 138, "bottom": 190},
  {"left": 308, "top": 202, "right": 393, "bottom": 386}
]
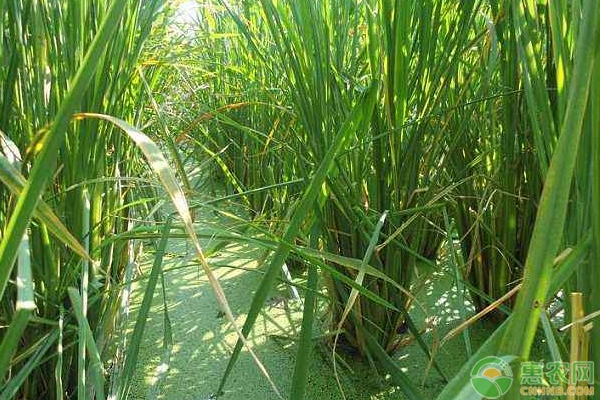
[{"left": 470, "top": 356, "right": 513, "bottom": 398}]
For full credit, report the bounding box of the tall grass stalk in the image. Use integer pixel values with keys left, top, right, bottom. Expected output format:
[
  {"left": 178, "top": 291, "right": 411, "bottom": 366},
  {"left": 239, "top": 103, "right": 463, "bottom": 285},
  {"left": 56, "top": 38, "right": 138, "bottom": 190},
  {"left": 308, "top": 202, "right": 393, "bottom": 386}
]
[
  {"left": 0, "top": 0, "right": 164, "bottom": 398},
  {"left": 2, "top": 0, "right": 595, "bottom": 399}
]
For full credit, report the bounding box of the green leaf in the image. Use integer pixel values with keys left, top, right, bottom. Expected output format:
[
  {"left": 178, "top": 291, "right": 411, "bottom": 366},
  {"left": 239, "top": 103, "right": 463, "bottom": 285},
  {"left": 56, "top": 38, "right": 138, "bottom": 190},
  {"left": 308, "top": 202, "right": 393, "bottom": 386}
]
[
  {"left": 217, "top": 82, "right": 379, "bottom": 396},
  {"left": 361, "top": 327, "right": 423, "bottom": 400},
  {"left": 289, "top": 221, "right": 321, "bottom": 400},
  {"left": 117, "top": 219, "right": 171, "bottom": 400},
  {"left": 500, "top": 2, "right": 600, "bottom": 360},
  {"left": 68, "top": 288, "right": 106, "bottom": 400},
  {"left": 0, "top": 0, "right": 129, "bottom": 305},
  {"left": 436, "top": 233, "right": 592, "bottom": 400},
  {"left": 0, "top": 332, "right": 58, "bottom": 400},
  {"left": 75, "top": 112, "right": 283, "bottom": 399},
  {"left": 0, "top": 229, "right": 34, "bottom": 380}
]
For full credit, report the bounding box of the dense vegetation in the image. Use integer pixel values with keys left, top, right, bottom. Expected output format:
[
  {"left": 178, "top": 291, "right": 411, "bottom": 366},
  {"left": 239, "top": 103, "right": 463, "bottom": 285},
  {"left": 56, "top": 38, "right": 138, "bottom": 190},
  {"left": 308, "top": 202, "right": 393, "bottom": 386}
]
[{"left": 0, "top": 0, "right": 598, "bottom": 399}]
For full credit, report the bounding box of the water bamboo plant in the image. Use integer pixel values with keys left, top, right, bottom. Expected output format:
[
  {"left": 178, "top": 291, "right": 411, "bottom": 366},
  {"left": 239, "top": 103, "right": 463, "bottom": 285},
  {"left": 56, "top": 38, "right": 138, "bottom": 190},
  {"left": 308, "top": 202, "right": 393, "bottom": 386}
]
[
  {"left": 2, "top": 0, "right": 599, "bottom": 399},
  {"left": 0, "top": 0, "right": 165, "bottom": 398}
]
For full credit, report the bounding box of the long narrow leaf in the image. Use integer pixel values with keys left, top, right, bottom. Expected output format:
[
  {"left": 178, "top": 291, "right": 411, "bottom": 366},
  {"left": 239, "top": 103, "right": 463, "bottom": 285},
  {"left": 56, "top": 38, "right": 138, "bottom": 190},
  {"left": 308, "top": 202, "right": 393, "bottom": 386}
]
[{"left": 217, "top": 83, "right": 379, "bottom": 395}]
